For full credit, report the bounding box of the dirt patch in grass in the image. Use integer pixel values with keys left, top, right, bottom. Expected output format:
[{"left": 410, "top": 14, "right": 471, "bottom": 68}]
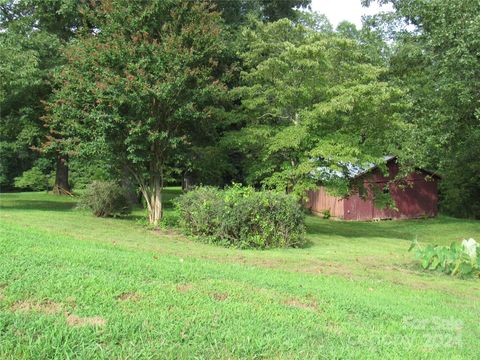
[
  {"left": 176, "top": 283, "right": 193, "bottom": 293},
  {"left": 11, "top": 300, "right": 63, "bottom": 315},
  {"left": 116, "top": 292, "right": 140, "bottom": 301},
  {"left": 66, "top": 314, "right": 106, "bottom": 327},
  {"left": 212, "top": 292, "right": 228, "bottom": 301},
  {"left": 283, "top": 298, "right": 318, "bottom": 311}
]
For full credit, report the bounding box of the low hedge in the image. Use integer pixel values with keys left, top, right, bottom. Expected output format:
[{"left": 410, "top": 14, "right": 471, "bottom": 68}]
[{"left": 176, "top": 185, "right": 306, "bottom": 249}]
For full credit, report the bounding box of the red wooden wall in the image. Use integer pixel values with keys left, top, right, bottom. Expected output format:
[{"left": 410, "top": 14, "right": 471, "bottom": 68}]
[
  {"left": 308, "top": 159, "right": 439, "bottom": 220},
  {"left": 306, "top": 187, "right": 344, "bottom": 218}
]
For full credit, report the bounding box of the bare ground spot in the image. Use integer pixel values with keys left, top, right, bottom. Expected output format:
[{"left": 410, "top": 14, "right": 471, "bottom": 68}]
[
  {"left": 116, "top": 292, "right": 140, "bottom": 301},
  {"left": 176, "top": 284, "right": 193, "bottom": 293},
  {"left": 11, "top": 300, "right": 63, "bottom": 315},
  {"left": 212, "top": 292, "right": 228, "bottom": 301},
  {"left": 284, "top": 298, "right": 318, "bottom": 311},
  {"left": 66, "top": 313, "right": 106, "bottom": 327},
  {"left": 14, "top": 329, "right": 25, "bottom": 338}
]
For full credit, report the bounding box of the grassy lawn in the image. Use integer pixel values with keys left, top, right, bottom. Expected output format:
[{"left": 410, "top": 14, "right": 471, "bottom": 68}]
[{"left": 0, "top": 191, "right": 479, "bottom": 359}]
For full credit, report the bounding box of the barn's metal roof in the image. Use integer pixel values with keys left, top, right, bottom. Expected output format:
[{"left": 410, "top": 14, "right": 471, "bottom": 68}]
[
  {"left": 347, "top": 155, "right": 396, "bottom": 178},
  {"left": 311, "top": 156, "right": 396, "bottom": 181},
  {"left": 311, "top": 156, "right": 441, "bottom": 181}
]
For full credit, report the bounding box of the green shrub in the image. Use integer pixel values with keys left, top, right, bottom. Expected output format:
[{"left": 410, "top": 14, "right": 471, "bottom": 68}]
[
  {"left": 175, "top": 186, "right": 224, "bottom": 236},
  {"left": 78, "top": 181, "right": 131, "bottom": 217},
  {"left": 176, "top": 185, "right": 306, "bottom": 249},
  {"left": 320, "top": 209, "right": 331, "bottom": 219},
  {"left": 409, "top": 239, "right": 480, "bottom": 278},
  {"left": 14, "top": 167, "right": 52, "bottom": 191}
]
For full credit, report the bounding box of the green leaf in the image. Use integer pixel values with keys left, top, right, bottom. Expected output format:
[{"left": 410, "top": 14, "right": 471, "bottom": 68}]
[
  {"left": 459, "top": 262, "right": 473, "bottom": 276},
  {"left": 421, "top": 257, "right": 430, "bottom": 270}
]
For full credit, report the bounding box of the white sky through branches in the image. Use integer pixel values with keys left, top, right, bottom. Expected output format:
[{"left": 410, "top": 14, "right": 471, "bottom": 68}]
[{"left": 309, "top": 0, "right": 393, "bottom": 28}]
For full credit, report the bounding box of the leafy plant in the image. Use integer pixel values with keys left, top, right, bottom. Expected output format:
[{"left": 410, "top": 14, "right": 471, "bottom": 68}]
[
  {"left": 409, "top": 238, "right": 480, "bottom": 278},
  {"left": 320, "top": 209, "right": 331, "bottom": 219},
  {"left": 78, "top": 181, "right": 131, "bottom": 218},
  {"left": 175, "top": 186, "right": 224, "bottom": 237},
  {"left": 14, "top": 167, "right": 52, "bottom": 191},
  {"left": 176, "top": 185, "right": 306, "bottom": 249}
]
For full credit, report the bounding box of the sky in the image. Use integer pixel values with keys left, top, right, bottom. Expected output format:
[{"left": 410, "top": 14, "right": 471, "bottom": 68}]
[{"left": 309, "top": 0, "right": 393, "bottom": 28}]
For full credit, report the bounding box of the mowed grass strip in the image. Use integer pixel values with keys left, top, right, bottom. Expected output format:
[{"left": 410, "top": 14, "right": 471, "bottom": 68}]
[{"left": 0, "top": 192, "right": 479, "bottom": 359}]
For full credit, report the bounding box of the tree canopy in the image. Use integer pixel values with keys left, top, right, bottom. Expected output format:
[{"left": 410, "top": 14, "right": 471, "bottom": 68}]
[{"left": 224, "top": 18, "right": 405, "bottom": 196}]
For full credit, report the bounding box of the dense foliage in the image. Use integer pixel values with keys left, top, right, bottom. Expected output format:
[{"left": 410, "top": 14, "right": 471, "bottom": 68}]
[
  {"left": 365, "top": 0, "right": 480, "bottom": 217},
  {"left": 78, "top": 181, "right": 131, "bottom": 217},
  {"left": 224, "top": 18, "right": 404, "bottom": 197},
  {"left": 0, "top": 0, "right": 95, "bottom": 193},
  {"left": 14, "top": 166, "right": 51, "bottom": 191},
  {"left": 176, "top": 186, "right": 306, "bottom": 248}
]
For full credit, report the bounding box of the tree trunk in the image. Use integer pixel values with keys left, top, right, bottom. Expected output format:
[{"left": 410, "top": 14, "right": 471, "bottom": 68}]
[
  {"left": 140, "top": 173, "right": 162, "bottom": 227},
  {"left": 150, "top": 175, "right": 162, "bottom": 226},
  {"left": 53, "top": 154, "right": 71, "bottom": 195}
]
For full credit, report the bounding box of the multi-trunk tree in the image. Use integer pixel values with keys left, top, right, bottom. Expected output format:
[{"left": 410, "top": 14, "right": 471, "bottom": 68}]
[{"left": 48, "top": 0, "right": 227, "bottom": 225}]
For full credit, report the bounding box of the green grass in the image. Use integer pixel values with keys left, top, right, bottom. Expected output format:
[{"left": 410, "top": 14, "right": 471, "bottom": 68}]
[{"left": 0, "top": 191, "right": 479, "bottom": 359}]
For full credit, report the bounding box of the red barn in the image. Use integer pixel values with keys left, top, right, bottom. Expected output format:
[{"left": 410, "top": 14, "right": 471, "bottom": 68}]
[{"left": 306, "top": 157, "right": 440, "bottom": 221}]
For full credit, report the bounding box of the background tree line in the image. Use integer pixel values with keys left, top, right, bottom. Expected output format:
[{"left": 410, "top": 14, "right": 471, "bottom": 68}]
[{"left": 1, "top": 0, "right": 478, "bottom": 222}]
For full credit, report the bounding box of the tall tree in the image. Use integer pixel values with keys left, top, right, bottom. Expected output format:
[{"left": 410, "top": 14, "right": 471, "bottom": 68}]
[
  {"left": 176, "top": 0, "right": 313, "bottom": 187},
  {"left": 0, "top": 0, "right": 93, "bottom": 193},
  {"left": 225, "top": 18, "right": 406, "bottom": 197},
  {"left": 48, "top": 0, "right": 227, "bottom": 225},
  {"left": 364, "top": 0, "right": 480, "bottom": 217},
  {"left": 0, "top": 30, "right": 43, "bottom": 190}
]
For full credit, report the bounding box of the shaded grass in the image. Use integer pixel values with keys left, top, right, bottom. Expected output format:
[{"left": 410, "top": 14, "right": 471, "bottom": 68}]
[{"left": 0, "top": 191, "right": 479, "bottom": 359}]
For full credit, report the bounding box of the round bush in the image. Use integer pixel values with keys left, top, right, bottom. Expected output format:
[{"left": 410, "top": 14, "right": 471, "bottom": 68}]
[
  {"left": 176, "top": 186, "right": 224, "bottom": 236},
  {"left": 176, "top": 186, "right": 306, "bottom": 249},
  {"left": 78, "top": 181, "right": 131, "bottom": 217}
]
